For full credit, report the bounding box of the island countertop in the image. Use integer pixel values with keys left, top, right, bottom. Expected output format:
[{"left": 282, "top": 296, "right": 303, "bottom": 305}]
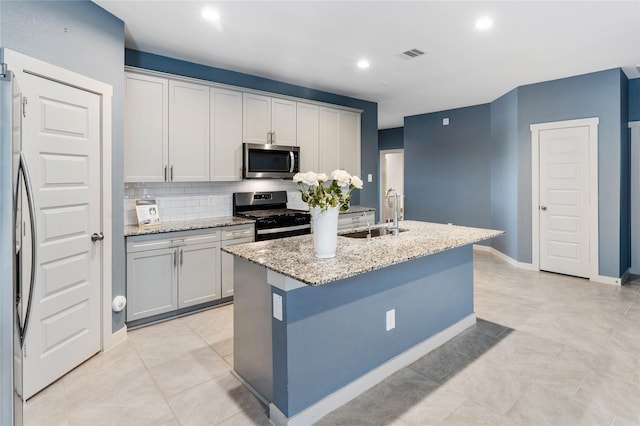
[{"left": 223, "top": 220, "right": 503, "bottom": 286}]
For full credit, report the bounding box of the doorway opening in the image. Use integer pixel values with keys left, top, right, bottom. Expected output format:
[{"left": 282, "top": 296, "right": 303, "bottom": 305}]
[{"left": 380, "top": 149, "right": 404, "bottom": 224}]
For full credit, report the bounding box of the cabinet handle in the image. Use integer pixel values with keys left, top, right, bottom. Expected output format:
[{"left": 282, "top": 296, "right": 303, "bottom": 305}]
[
  {"left": 170, "top": 165, "right": 174, "bottom": 181},
  {"left": 173, "top": 251, "right": 177, "bottom": 268},
  {"left": 180, "top": 248, "right": 184, "bottom": 266},
  {"left": 164, "top": 166, "right": 168, "bottom": 182}
]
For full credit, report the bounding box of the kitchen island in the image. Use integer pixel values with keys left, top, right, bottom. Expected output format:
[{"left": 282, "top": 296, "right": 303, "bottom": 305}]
[{"left": 223, "top": 221, "right": 502, "bottom": 426}]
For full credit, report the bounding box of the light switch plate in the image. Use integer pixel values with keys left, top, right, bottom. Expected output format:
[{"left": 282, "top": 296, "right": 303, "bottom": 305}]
[
  {"left": 273, "top": 293, "right": 283, "bottom": 321},
  {"left": 386, "top": 309, "right": 395, "bottom": 331},
  {"left": 367, "top": 174, "right": 373, "bottom": 183}
]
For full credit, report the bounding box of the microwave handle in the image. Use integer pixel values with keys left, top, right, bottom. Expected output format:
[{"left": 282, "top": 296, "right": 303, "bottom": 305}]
[{"left": 289, "top": 151, "right": 295, "bottom": 173}]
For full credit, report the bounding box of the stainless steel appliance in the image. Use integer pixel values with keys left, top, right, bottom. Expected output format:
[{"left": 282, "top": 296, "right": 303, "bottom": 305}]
[
  {"left": 1, "top": 60, "right": 35, "bottom": 426},
  {"left": 243, "top": 143, "right": 300, "bottom": 179},
  {"left": 233, "top": 191, "right": 310, "bottom": 241}
]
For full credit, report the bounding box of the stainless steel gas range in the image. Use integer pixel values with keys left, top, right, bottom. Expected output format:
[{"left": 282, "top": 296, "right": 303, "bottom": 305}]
[{"left": 233, "top": 191, "right": 310, "bottom": 241}]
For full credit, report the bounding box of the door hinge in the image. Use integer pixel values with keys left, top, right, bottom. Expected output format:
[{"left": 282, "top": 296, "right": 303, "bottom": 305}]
[
  {"left": 0, "top": 63, "right": 7, "bottom": 79},
  {"left": 22, "top": 96, "right": 27, "bottom": 118}
]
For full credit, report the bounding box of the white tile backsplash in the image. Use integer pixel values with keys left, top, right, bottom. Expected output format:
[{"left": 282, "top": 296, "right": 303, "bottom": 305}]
[{"left": 124, "top": 180, "right": 300, "bottom": 225}]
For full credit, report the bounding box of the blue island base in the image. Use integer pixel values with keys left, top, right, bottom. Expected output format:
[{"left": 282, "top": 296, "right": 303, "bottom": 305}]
[{"left": 233, "top": 244, "right": 476, "bottom": 426}]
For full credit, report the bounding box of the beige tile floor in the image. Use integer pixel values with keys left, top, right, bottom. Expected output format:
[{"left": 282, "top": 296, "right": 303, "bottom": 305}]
[{"left": 25, "top": 250, "right": 640, "bottom": 425}]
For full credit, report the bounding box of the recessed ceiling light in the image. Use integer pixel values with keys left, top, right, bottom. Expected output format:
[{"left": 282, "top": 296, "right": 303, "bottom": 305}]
[
  {"left": 475, "top": 16, "right": 493, "bottom": 30},
  {"left": 357, "top": 59, "right": 370, "bottom": 69},
  {"left": 202, "top": 8, "right": 221, "bottom": 22}
]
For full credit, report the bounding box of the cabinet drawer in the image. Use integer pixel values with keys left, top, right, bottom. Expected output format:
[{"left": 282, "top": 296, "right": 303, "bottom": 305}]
[
  {"left": 127, "top": 228, "right": 221, "bottom": 253},
  {"left": 222, "top": 224, "right": 254, "bottom": 241}
]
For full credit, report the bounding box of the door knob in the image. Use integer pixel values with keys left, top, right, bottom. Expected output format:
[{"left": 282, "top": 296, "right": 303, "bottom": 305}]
[
  {"left": 540, "top": 206, "right": 547, "bottom": 211},
  {"left": 91, "top": 232, "right": 104, "bottom": 242}
]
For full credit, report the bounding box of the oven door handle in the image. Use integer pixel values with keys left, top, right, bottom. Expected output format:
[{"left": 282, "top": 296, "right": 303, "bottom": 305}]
[{"left": 257, "top": 224, "right": 310, "bottom": 235}]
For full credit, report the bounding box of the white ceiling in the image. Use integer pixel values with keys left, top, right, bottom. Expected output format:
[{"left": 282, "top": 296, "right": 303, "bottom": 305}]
[{"left": 94, "top": 0, "right": 640, "bottom": 129}]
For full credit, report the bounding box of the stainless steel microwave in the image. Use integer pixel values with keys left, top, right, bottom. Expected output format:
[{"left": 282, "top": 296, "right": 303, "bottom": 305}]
[{"left": 243, "top": 143, "right": 300, "bottom": 179}]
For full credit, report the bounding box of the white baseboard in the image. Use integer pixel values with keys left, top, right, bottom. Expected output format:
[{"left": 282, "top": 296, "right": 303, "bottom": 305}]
[
  {"left": 269, "top": 314, "right": 477, "bottom": 426},
  {"left": 593, "top": 269, "right": 628, "bottom": 286},
  {"left": 472, "top": 244, "right": 536, "bottom": 270},
  {"left": 103, "top": 325, "right": 127, "bottom": 352},
  {"left": 473, "top": 245, "right": 625, "bottom": 286}
]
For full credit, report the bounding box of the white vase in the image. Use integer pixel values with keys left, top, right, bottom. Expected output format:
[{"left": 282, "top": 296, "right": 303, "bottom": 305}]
[{"left": 311, "top": 206, "right": 340, "bottom": 258}]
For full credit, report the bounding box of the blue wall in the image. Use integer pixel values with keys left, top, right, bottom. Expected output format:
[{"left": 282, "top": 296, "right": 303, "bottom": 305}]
[
  {"left": 517, "top": 69, "right": 629, "bottom": 277},
  {"left": 403, "top": 69, "right": 631, "bottom": 278},
  {"left": 490, "top": 90, "right": 519, "bottom": 258},
  {"left": 378, "top": 127, "right": 404, "bottom": 150},
  {"left": 404, "top": 104, "right": 492, "bottom": 229},
  {"left": 630, "top": 78, "right": 640, "bottom": 122},
  {"left": 125, "top": 49, "right": 379, "bottom": 208},
  {"left": 0, "top": 0, "right": 126, "bottom": 331}
]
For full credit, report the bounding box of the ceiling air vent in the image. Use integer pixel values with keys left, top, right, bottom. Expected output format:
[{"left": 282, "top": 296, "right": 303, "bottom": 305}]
[{"left": 402, "top": 48, "right": 425, "bottom": 58}]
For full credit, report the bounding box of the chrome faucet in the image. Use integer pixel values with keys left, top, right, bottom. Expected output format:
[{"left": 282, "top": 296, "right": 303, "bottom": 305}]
[
  {"left": 362, "top": 211, "right": 372, "bottom": 239},
  {"left": 386, "top": 188, "right": 399, "bottom": 236}
]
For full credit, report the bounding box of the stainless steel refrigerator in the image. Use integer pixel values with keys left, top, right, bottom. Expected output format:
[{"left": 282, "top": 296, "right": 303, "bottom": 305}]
[{"left": 1, "top": 58, "right": 36, "bottom": 426}]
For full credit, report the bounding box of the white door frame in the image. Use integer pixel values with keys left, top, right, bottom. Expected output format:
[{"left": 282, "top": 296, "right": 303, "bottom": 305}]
[
  {"left": 630, "top": 121, "right": 640, "bottom": 275},
  {"left": 379, "top": 149, "right": 404, "bottom": 221},
  {"left": 531, "top": 117, "right": 603, "bottom": 283},
  {"left": 4, "top": 49, "right": 121, "bottom": 349}
]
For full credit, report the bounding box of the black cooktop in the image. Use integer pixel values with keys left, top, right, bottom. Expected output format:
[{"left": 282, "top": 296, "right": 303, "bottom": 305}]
[{"left": 236, "top": 208, "right": 309, "bottom": 220}]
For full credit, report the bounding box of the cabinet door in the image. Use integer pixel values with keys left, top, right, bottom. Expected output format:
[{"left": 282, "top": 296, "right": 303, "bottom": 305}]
[
  {"left": 210, "top": 88, "right": 243, "bottom": 181},
  {"left": 318, "top": 107, "right": 341, "bottom": 174},
  {"left": 243, "top": 93, "right": 271, "bottom": 144},
  {"left": 271, "top": 97, "right": 297, "bottom": 145},
  {"left": 126, "top": 248, "right": 178, "bottom": 321},
  {"left": 169, "top": 80, "right": 210, "bottom": 181},
  {"left": 340, "top": 110, "right": 361, "bottom": 177},
  {"left": 124, "top": 73, "right": 168, "bottom": 182},
  {"left": 178, "top": 242, "right": 221, "bottom": 308},
  {"left": 296, "top": 102, "right": 319, "bottom": 172}
]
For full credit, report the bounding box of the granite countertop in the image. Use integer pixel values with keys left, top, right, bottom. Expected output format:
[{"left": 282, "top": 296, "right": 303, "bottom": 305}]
[
  {"left": 125, "top": 216, "right": 254, "bottom": 236},
  {"left": 223, "top": 220, "right": 504, "bottom": 286}
]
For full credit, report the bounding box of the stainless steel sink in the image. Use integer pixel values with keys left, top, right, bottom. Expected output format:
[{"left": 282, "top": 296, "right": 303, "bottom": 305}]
[{"left": 341, "top": 227, "right": 407, "bottom": 238}]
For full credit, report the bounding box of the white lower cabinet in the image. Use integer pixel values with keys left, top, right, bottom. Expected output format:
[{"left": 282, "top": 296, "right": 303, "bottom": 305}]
[
  {"left": 126, "top": 247, "right": 178, "bottom": 321},
  {"left": 178, "top": 241, "right": 221, "bottom": 308},
  {"left": 126, "top": 228, "right": 221, "bottom": 322}
]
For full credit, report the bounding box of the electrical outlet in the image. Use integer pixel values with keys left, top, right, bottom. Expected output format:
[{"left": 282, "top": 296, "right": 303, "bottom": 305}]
[
  {"left": 443, "top": 117, "right": 450, "bottom": 126},
  {"left": 367, "top": 173, "right": 373, "bottom": 183},
  {"left": 208, "top": 195, "right": 216, "bottom": 205},
  {"left": 386, "top": 309, "right": 395, "bottom": 331}
]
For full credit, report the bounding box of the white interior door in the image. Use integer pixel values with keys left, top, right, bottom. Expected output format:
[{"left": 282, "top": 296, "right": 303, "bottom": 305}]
[
  {"left": 380, "top": 150, "right": 404, "bottom": 223},
  {"left": 539, "top": 126, "right": 590, "bottom": 278},
  {"left": 21, "top": 72, "right": 101, "bottom": 399}
]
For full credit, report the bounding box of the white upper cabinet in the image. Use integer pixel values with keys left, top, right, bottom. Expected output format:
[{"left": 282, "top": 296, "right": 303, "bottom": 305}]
[
  {"left": 124, "top": 73, "right": 168, "bottom": 182},
  {"left": 125, "top": 70, "right": 360, "bottom": 182},
  {"left": 169, "top": 80, "right": 210, "bottom": 182},
  {"left": 271, "top": 97, "right": 297, "bottom": 145},
  {"left": 243, "top": 93, "right": 297, "bottom": 145},
  {"left": 318, "top": 107, "right": 341, "bottom": 174},
  {"left": 318, "top": 107, "right": 361, "bottom": 177},
  {"left": 242, "top": 93, "right": 271, "bottom": 144},
  {"left": 340, "top": 110, "right": 361, "bottom": 177},
  {"left": 210, "top": 88, "right": 243, "bottom": 181},
  {"left": 296, "top": 102, "right": 319, "bottom": 172}
]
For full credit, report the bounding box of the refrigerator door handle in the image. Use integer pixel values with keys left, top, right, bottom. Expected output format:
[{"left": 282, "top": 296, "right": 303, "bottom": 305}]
[{"left": 17, "top": 151, "right": 37, "bottom": 347}]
